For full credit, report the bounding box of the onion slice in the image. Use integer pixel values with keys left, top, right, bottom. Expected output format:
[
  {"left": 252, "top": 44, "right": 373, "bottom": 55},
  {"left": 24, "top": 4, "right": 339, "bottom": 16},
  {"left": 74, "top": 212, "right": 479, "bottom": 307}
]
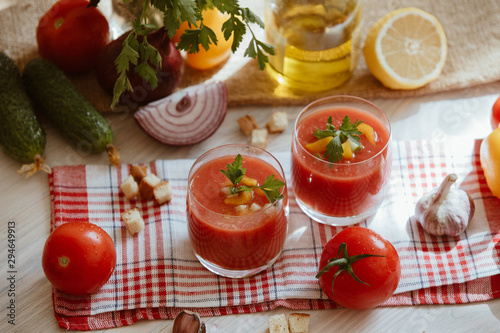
[{"left": 134, "top": 81, "right": 227, "bottom": 146}]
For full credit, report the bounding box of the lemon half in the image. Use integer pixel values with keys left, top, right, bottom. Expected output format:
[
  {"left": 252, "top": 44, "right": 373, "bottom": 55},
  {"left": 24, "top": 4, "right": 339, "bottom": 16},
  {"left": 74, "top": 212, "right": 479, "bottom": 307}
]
[{"left": 363, "top": 7, "right": 447, "bottom": 90}]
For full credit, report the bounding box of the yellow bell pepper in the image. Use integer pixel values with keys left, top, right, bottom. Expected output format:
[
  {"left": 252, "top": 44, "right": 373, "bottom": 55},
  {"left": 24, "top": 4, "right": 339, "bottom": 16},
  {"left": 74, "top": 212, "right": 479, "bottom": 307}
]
[
  {"left": 224, "top": 190, "right": 252, "bottom": 205},
  {"left": 305, "top": 136, "right": 333, "bottom": 154},
  {"left": 480, "top": 127, "right": 500, "bottom": 199},
  {"left": 341, "top": 140, "right": 353, "bottom": 159},
  {"left": 358, "top": 123, "right": 376, "bottom": 145},
  {"left": 305, "top": 136, "right": 355, "bottom": 159}
]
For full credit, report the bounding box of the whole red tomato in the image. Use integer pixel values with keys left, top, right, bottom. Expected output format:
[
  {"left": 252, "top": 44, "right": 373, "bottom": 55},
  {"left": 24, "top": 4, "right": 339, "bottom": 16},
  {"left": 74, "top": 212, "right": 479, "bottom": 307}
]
[
  {"left": 316, "top": 227, "right": 401, "bottom": 309},
  {"left": 42, "top": 222, "right": 117, "bottom": 295},
  {"left": 492, "top": 95, "right": 500, "bottom": 130},
  {"left": 36, "top": 0, "right": 110, "bottom": 74}
]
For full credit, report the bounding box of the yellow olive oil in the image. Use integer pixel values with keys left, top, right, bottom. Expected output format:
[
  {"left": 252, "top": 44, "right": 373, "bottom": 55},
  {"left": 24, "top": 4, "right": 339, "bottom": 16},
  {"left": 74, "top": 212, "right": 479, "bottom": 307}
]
[{"left": 265, "top": 0, "right": 362, "bottom": 92}]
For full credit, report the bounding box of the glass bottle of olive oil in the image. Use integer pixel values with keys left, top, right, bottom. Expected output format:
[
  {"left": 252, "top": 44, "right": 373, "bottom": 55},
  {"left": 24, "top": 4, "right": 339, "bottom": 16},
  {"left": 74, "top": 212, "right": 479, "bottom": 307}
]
[{"left": 265, "top": 0, "right": 362, "bottom": 92}]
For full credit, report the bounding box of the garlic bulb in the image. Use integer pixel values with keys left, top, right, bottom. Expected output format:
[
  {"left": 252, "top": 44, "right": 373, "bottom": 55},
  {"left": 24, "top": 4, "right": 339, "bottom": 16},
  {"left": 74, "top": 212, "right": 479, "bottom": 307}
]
[{"left": 415, "top": 174, "right": 475, "bottom": 236}]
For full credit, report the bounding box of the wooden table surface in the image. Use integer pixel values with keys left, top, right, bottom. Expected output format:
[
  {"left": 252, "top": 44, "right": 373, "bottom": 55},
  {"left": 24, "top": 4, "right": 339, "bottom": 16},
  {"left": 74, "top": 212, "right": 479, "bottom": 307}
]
[{"left": 2, "top": 1, "right": 500, "bottom": 332}]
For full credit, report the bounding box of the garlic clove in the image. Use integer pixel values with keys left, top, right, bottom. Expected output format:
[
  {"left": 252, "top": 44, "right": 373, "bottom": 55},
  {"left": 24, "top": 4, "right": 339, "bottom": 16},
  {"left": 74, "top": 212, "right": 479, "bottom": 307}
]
[
  {"left": 201, "top": 322, "right": 222, "bottom": 333},
  {"left": 415, "top": 174, "right": 475, "bottom": 237},
  {"left": 172, "top": 310, "right": 202, "bottom": 333},
  {"left": 172, "top": 310, "right": 223, "bottom": 333}
]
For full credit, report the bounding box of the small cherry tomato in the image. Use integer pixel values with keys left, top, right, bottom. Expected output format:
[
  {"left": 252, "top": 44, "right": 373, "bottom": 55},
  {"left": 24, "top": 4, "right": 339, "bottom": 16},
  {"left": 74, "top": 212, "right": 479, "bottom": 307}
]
[
  {"left": 173, "top": 7, "right": 232, "bottom": 70},
  {"left": 42, "top": 222, "right": 117, "bottom": 295},
  {"left": 316, "top": 227, "right": 401, "bottom": 309},
  {"left": 36, "top": 0, "right": 110, "bottom": 74},
  {"left": 491, "top": 95, "right": 500, "bottom": 130}
]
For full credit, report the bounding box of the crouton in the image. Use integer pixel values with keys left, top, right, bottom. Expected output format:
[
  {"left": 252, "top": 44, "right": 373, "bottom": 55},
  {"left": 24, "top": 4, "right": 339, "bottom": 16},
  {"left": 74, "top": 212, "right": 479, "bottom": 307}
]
[
  {"left": 237, "top": 115, "right": 259, "bottom": 135},
  {"left": 251, "top": 128, "right": 268, "bottom": 150},
  {"left": 120, "top": 175, "right": 139, "bottom": 200},
  {"left": 139, "top": 173, "right": 161, "bottom": 200},
  {"left": 288, "top": 313, "right": 310, "bottom": 333},
  {"left": 121, "top": 208, "right": 144, "bottom": 235},
  {"left": 266, "top": 111, "right": 288, "bottom": 133},
  {"left": 268, "top": 314, "right": 289, "bottom": 333},
  {"left": 130, "top": 165, "right": 148, "bottom": 183},
  {"left": 154, "top": 180, "right": 174, "bottom": 205}
]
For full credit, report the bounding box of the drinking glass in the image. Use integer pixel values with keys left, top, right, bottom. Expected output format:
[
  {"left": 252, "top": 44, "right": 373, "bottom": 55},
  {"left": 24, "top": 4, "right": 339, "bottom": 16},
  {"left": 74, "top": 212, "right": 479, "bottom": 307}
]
[
  {"left": 187, "top": 144, "right": 289, "bottom": 278},
  {"left": 291, "top": 95, "right": 391, "bottom": 226}
]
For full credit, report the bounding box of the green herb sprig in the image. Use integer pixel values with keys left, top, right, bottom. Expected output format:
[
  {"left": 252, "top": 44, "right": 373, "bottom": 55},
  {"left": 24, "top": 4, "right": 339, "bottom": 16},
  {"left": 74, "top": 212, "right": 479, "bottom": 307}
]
[
  {"left": 313, "top": 115, "right": 363, "bottom": 163},
  {"left": 221, "top": 154, "right": 285, "bottom": 204},
  {"left": 92, "top": 0, "right": 274, "bottom": 108}
]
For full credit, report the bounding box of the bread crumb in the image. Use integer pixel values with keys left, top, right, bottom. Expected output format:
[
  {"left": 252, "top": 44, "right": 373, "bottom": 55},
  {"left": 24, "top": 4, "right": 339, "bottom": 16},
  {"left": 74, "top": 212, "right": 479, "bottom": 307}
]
[
  {"left": 139, "top": 173, "right": 161, "bottom": 200},
  {"left": 237, "top": 115, "right": 259, "bottom": 135},
  {"left": 268, "top": 314, "right": 289, "bottom": 333},
  {"left": 251, "top": 129, "right": 268, "bottom": 150},
  {"left": 288, "top": 313, "right": 310, "bottom": 333},
  {"left": 121, "top": 208, "right": 144, "bottom": 235},
  {"left": 120, "top": 175, "right": 139, "bottom": 200},
  {"left": 266, "top": 111, "right": 288, "bottom": 133},
  {"left": 130, "top": 165, "right": 148, "bottom": 183},
  {"left": 154, "top": 180, "right": 174, "bottom": 205}
]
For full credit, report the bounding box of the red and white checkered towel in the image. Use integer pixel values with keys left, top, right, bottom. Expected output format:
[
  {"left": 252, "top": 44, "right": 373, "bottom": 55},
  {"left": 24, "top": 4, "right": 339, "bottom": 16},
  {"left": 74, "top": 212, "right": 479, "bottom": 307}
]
[{"left": 48, "top": 139, "right": 500, "bottom": 330}]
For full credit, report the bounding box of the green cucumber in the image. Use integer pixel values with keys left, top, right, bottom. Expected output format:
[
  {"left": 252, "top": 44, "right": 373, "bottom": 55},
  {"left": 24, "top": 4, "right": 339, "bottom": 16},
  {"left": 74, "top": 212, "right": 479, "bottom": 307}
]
[
  {"left": 0, "top": 52, "right": 50, "bottom": 177},
  {"left": 22, "top": 58, "right": 119, "bottom": 165}
]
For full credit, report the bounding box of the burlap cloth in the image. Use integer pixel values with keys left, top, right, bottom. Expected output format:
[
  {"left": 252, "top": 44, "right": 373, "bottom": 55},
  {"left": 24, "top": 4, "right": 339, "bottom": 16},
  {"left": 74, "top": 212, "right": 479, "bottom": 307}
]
[{"left": 1, "top": 0, "right": 499, "bottom": 112}]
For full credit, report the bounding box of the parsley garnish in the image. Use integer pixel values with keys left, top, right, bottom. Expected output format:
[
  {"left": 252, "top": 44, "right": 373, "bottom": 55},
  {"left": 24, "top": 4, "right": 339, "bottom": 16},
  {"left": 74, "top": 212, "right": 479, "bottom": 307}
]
[
  {"left": 221, "top": 153, "right": 245, "bottom": 185},
  {"left": 221, "top": 154, "right": 285, "bottom": 204},
  {"left": 95, "top": 0, "right": 274, "bottom": 108},
  {"left": 313, "top": 115, "right": 363, "bottom": 163}
]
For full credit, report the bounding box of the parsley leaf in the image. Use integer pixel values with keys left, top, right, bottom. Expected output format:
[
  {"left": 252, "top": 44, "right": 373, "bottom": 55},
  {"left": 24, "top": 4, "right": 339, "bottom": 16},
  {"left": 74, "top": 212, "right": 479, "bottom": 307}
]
[
  {"left": 313, "top": 116, "right": 336, "bottom": 139},
  {"left": 259, "top": 175, "right": 285, "bottom": 203},
  {"left": 95, "top": 0, "right": 274, "bottom": 108},
  {"left": 157, "top": 0, "right": 199, "bottom": 38},
  {"left": 327, "top": 135, "right": 344, "bottom": 164},
  {"left": 112, "top": 22, "right": 163, "bottom": 107},
  {"left": 222, "top": 15, "right": 246, "bottom": 52},
  {"left": 221, "top": 154, "right": 285, "bottom": 204},
  {"left": 314, "top": 115, "right": 363, "bottom": 163},
  {"left": 221, "top": 154, "right": 245, "bottom": 186}
]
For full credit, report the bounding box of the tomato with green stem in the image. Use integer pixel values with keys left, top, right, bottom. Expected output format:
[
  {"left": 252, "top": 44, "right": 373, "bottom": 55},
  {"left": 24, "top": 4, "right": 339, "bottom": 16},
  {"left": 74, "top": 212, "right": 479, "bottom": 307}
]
[
  {"left": 36, "top": 0, "right": 110, "bottom": 74},
  {"left": 316, "top": 227, "right": 401, "bottom": 309},
  {"left": 42, "top": 222, "right": 116, "bottom": 295}
]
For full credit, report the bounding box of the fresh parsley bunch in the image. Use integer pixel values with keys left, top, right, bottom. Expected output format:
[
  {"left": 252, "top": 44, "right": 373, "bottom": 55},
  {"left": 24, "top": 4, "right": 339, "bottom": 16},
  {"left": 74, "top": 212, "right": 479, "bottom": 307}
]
[
  {"left": 221, "top": 154, "right": 285, "bottom": 204},
  {"left": 91, "top": 0, "right": 274, "bottom": 107}
]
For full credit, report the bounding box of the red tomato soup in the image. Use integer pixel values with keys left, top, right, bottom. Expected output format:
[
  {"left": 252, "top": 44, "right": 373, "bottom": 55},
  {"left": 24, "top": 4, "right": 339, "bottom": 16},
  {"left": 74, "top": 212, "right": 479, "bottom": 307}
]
[
  {"left": 187, "top": 155, "right": 288, "bottom": 271},
  {"left": 291, "top": 107, "right": 391, "bottom": 217}
]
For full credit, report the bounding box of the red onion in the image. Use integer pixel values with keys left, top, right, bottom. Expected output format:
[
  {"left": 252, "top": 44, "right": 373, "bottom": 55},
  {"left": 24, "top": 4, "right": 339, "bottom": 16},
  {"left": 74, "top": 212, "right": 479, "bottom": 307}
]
[
  {"left": 134, "top": 81, "right": 227, "bottom": 146},
  {"left": 96, "top": 28, "right": 184, "bottom": 106}
]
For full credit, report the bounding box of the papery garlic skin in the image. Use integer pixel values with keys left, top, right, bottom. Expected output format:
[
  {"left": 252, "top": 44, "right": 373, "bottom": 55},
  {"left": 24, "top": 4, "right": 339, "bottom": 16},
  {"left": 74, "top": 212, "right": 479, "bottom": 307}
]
[
  {"left": 172, "top": 310, "right": 201, "bottom": 333},
  {"left": 415, "top": 174, "right": 475, "bottom": 237},
  {"left": 201, "top": 322, "right": 222, "bottom": 333},
  {"left": 172, "top": 310, "right": 222, "bottom": 333}
]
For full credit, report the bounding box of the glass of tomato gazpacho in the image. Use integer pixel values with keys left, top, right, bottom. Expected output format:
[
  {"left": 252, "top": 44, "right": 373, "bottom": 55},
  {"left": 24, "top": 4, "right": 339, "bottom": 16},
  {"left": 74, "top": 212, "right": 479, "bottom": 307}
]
[
  {"left": 187, "top": 144, "right": 289, "bottom": 278},
  {"left": 291, "top": 95, "right": 391, "bottom": 226}
]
